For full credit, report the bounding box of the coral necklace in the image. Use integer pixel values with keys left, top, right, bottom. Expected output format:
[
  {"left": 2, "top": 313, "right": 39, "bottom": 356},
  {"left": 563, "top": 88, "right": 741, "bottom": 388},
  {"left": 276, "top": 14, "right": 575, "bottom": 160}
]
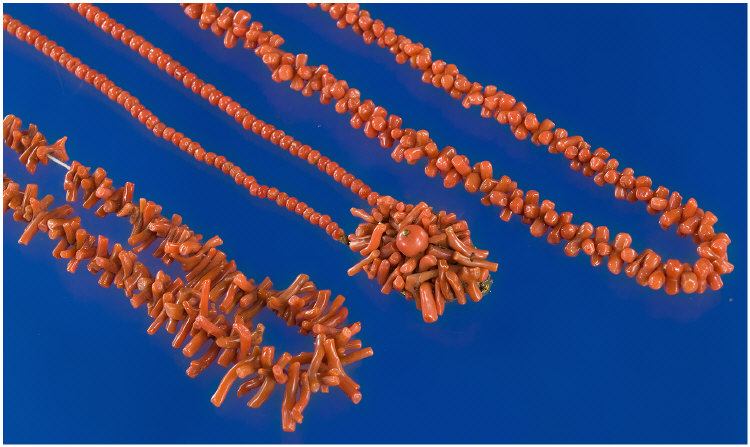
[
  {"left": 4, "top": 114, "right": 373, "bottom": 432},
  {"left": 181, "top": 2, "right": 733, "bottom": 296}
]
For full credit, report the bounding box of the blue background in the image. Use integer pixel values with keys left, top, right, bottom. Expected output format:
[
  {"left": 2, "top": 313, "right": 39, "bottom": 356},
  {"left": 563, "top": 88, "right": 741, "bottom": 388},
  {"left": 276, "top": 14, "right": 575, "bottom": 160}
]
[{"left": 3, "top": 3, "right": 747, "bottom": 444}]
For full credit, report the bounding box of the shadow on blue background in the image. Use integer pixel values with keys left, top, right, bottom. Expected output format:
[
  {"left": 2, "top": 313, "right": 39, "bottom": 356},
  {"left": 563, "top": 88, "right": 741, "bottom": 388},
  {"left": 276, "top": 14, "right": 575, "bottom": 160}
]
[{"left": 3, "top": 3, "right": 747, "bottom": 444}]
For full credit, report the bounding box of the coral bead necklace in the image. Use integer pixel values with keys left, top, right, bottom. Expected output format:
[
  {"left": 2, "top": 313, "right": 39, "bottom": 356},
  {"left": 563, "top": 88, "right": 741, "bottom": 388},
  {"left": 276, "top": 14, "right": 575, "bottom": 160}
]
[{"left": 181, "top": 2, "right": 733, "bottom": 296}]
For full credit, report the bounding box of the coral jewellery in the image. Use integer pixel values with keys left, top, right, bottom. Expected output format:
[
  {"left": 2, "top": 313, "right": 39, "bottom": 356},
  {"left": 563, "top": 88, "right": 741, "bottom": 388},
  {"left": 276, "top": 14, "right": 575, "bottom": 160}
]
[{"left": 2, "top": 2, "right": 735, "bottom": 434}]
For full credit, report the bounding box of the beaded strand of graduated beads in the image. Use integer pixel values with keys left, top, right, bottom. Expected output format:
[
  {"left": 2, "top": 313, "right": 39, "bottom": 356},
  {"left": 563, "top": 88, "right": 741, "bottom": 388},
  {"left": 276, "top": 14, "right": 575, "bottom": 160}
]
[
  {"left": 68, "top": 2, "right": 384, "bottom": 213},
  {"left": 3, "top": 13, "right": 347, "bottom": 242}
]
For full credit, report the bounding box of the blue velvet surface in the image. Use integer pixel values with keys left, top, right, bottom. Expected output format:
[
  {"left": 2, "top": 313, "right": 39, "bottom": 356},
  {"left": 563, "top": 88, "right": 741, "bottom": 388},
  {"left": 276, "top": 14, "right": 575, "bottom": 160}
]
[{"left": 3, "top": 3, "right": 747, "bottom": 443}]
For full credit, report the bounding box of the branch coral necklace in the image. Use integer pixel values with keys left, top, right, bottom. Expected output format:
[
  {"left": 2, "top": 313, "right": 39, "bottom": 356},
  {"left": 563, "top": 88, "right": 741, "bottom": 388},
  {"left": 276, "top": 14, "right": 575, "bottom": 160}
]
[
  {"left": 3, "top": 114, "right": 372, "bottom": 432},
  {"left": 4, "top": 11, "right": 498, "bottom": 325},
  {"left": 180, "top": 2, "right": 733, "bottom": 295}
]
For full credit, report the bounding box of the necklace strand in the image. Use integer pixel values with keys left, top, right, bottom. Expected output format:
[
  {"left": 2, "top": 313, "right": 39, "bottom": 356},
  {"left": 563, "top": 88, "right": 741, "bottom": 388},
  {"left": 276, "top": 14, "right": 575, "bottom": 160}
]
[
  {"left": 3, "top": 114, "right": 372, "bottom": 431},
  {"left": 181, "top": 3, "right": 733, "bottom": 295},
  {"left": 3, "top": 13, "right": 346, "bottom": 243},
  {"left": 69, "top": 3, "right": 385, "bottom": 221}
]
